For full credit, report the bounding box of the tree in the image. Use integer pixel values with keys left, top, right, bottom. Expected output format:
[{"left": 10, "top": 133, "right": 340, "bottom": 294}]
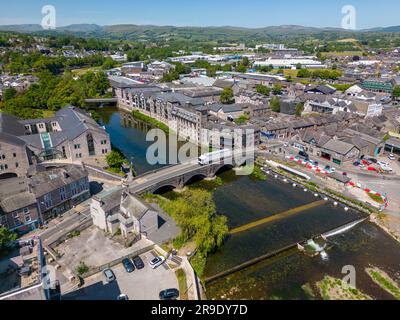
[
  {"left": 241, "top": 57, "right": 250, "bottom": 67},
  {"left": 393, "top": 86, "right": 400, "bottom": 99},
  {"left": 236, "top": 64, "right": 247, "bottom": 73},
  {"left": 270, "top": 96, "right": 280, "bottom": 113},
  {"left": 0, "top": 227, "right": 17, "bottom": 255},
  {"left": 272, "top": 84, "right": 282, "bottom": 95},
  {"left": 102, "top": 57, "right": 115, "bottom": 70},
  {"left": 295, "top": 102, "right": 304, "bottom": 117},
  {"left": 297, "top": 69, "right": 312, "bottom": 78},
  {"left": 256, "top": 84, "right": 270, "bottom": 96},
  {"left": 3, "top": 87, "right": 17, "bottom": 101},
  {"left": 220, "top": 88, "right": 235, "bottom": 104},
  {"left": 106, "top": 150, "right": 125, "bottom": 169}
]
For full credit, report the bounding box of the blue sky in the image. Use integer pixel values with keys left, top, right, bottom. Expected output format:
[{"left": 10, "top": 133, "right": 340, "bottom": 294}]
[{"left": 0, "top": 0, "right": 399, "bottom": 29}]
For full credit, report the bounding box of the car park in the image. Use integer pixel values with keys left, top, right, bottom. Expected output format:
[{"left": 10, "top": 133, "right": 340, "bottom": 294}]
[
  {"left": 353, "top": 161, "right": 360, "bottom": 167},
  {"left": 117, "top": 294, "right": 129, "bottom": 300},
  {"left": 103, "top": 268, "right": 116, "bottom": 283},
  {"left": 122, "top": 258, "right": 135, "bottom": 273},
  {"left": 388, "top": 154, "right": 396, "bottom": 161},
  {"left": 368, "top": 158, "right": 378, "bottom": 164},
  {"left": 159, "top": 288, "right": 180, "bottom": 300},
  {"left": 132, "top": 256, "right": 145, "bottom": 270},
  {"left": 149, "top": 256, "right": 166, "bottom": 269}
]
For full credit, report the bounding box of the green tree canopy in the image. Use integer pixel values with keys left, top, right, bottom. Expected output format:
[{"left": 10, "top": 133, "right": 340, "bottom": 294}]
[
  {"left": 270, "top": 96, "right": 281, "bottom": 113},
  {"left": 0, "top": 227, "right": 17, "bottom": 255},
  {"left": 393, "top": 86, "right": 400, "bottom": 99},
  {"left": 220, "top": 87, "right": 235, "bottom": 104},
  {"left": 256, "top": 84, "right": 270, "bottom": 96}
]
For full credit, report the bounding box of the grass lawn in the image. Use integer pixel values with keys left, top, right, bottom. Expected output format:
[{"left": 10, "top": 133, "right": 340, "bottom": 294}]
[
  {"left": 321, "top": 51, "right": 363, "bottom": 57},
  {"left": 71, "top": 66, "right": 102, "bottom": 76}
]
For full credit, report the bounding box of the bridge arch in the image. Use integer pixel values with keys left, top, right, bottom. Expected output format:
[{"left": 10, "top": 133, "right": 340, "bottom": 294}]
[
  {"left": 152, "top": 184, "right": 178, "bottom": 195},
  {"left": 184, "top": 173, "right": 208, "bottom": 187},
  {"left": 213, "top": 164, "right": 234, "bottom": 176}
]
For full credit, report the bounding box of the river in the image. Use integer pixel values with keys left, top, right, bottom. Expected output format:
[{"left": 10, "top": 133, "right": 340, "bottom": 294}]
[{"left": 98, "top": 107, "right": 400, "bottom": 300}]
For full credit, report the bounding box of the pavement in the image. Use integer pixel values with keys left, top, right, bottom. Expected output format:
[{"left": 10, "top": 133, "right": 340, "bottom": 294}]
[
  {"left": 61, "top": 251, "right": 178, "bottom": 300},
  {"left": 56, "top": 225, "right": 153, "bottom": 272}
]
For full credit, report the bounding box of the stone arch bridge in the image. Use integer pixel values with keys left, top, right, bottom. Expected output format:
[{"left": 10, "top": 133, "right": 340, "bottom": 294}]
[{"left": 128, "top": 155, "right": 254, "bottom": 195}]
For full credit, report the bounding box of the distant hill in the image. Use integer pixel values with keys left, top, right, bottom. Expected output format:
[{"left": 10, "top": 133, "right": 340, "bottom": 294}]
[{"left": 0, "top": 23, "right": 400, "bottom": 41}]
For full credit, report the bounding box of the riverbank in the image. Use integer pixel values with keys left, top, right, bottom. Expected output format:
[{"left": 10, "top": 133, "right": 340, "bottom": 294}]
[
  {"left": 131, "top": 110, "right": 170, "bottom": 134},
  {"left": 261, "top": 157, "right": 400, "bottom": 245}
]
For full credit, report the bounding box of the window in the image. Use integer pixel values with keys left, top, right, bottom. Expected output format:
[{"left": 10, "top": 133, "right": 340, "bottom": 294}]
[
  {"left": 79, "top": 178, "right": 88, "bottom": 192},
  {"left": 23, "top": 208, "right": 31, "bottom": 223},
  {"left": 44, "top": 193, "right": 52, "bottom": 209},
  {"left": 13, "top": 212, "right": 22, "bottom": 226},
  {"left": 13, "top": 153, "right": 16, "bottom": 158},
  {"left": 101, "top": 140, "right": 107, "bottom": 145},
  {"left": 15, "top": 162, "right": 19, "bottom": 168},
  {"left": 59, "top": 187, "right": 67, "bottom": 201},
  {"left": 76, "top": 153, "right": 82, "bottom": 159},
  {"left": 74, "top": 144, "right": 81, "bottom": 150},
  {"left": 71, "top": 182, "right": 78, "bottom": 196}
]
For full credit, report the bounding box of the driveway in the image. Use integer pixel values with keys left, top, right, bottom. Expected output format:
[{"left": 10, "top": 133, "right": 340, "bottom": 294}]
[{"left": 62, "top": 251, "right": 178, "bottom": 300}]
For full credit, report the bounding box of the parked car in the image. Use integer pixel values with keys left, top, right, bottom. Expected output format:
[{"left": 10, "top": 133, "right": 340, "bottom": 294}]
[
  {"left": 103, "top": 269, "right": 116, "bottom": 283},
  {"left": 132, "top": 256, "right": 145, "bottom": 270},
  {"left": 368, "top": 158, "right": 378, "bottom": 164},
  {"left": 149, "top": 256, "right": 166, "bottom": 269},
  {"left": 377, "top": 161, "right": 389, "bottom": 168},
  {"left": 342, "top": 172, "right": 348, "bottom": 176},
  {"left": 324, "top": 165, "right": 336, "bottom": 173},
  {"left": 308, "top": 160, "right": 318, "bottom": 166},
  {"left": 388, "top": 154, "right": 396, "bottom": 161},
  {"left": 381, "top": 166, "right": 393, "bottom": 172},
  {"left": 159, "top": 288, "right": 180, "bottom": 300},
  {"left": 117, "top": 294, "right": 129, "bottom": 300},
  {"left": 353, "top": 161, "right": 360, "bottom": 167},
  {"left": 122, "top": 258, "right": 135, "bottom": 273},
  {"left": 361, "top": 159, "right": 371, "bottom": 165}
]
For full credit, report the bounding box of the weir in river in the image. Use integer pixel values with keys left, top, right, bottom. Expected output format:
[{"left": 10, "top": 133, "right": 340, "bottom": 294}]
[
  {"left": 205, "top": 217, "right": 368, "bottom": 285},
  {"left": 230, "top": 200, "right": 326, "bottom": 235}
]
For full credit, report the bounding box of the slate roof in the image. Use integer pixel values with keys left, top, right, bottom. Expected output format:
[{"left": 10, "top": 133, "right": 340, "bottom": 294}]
[
  {"left": 121, "top": 192, "right": 154, "bottom": 220},
  {"left": 29, "top": 165, "right": 88, "bottom": 198},
  {"left": 0, "top": 112, "right": 25, "bottom": 136},
  {"left": 93, "top": 186, "right": 123, "bottom": 213},
  {"left": 322, "top": 139, "right": 357, "bottom": 155},
  {"left": 210, "top": 104, "right": 244, "bottom": 113},
  {"left": 0, "top": 177, "right": 36, "bottom": 213}
]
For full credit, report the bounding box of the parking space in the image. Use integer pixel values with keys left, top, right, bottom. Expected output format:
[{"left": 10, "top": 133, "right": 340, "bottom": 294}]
[{"left": 62, "top": 252, "right": 178, "bottom": 300}]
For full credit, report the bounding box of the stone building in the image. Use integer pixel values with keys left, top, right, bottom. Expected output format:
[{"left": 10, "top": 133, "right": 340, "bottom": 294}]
[
  {"left": 91, "top": 187, "right": 159, "bottom": 238},
  {"left": 0, "top": 164, "right": 90, "bottom": 233},
  {"left": 0, "top": 106, "right": 111, "bottom": 178},
  {"left": 0, "top": 114, "right": 33, "bottom": 179}
]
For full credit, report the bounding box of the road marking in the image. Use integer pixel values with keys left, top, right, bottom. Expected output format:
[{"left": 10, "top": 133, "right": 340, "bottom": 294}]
[{"left": 229, "top": 200, "right": 326, "bottom": 235}]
